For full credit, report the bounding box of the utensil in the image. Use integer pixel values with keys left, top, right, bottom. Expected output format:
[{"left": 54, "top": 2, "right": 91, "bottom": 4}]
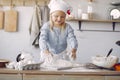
[
  {"left": 106, "top": 48, "right": 113, "bottom": 57},
  {"left": 0, "top": 10, "right": 4, "bottom": 29},
  {"left": 4, "top": 6, "right": 18, "bottom": 32},
  {"left": 57, "top": 66, "right": 73, "bottom": 70},
  {"left": 116, "top": 41, "right": 120, "bottom": 46}
]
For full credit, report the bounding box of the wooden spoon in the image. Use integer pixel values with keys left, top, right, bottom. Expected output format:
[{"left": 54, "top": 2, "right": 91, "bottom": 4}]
[{"left": 106, "top": 48, "right": 113, "bottom": 57}]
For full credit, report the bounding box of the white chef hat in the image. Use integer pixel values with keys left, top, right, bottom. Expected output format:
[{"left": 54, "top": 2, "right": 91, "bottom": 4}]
[{"left": 48, "top": 0, "right": 72, "bottom": 14}]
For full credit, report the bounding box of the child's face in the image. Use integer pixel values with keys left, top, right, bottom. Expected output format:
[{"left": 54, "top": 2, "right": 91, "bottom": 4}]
[{"left": 51, "top": 11, "right": 66, "bottom": 26}]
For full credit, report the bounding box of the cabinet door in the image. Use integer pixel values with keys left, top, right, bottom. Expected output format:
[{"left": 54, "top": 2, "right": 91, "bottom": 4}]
[
  {"left": 105, "top": 76, "right": 120, "bottom": 80},
  {"left": 0, "top": 74, "right": 22, "bottom": 80},
  {"left": 23, "top": 74, "right": 105, "bottom": 80},
  {"left": 23, "top": 75, "right": 61, "bottom": 80},
  {"left": 63, "top": 76, "right": 104, "bottom": 80}
]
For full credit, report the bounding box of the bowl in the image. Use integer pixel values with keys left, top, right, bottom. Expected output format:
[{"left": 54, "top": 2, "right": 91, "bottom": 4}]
[
  {"left": 114, "top": 63, "right": 120, "bottom": 71},
  {"left": 91, "top": 55, "right": 119, "bottom": 68},
  {"left": 0, "top": 59, "right": 9, "bottom": 68}
]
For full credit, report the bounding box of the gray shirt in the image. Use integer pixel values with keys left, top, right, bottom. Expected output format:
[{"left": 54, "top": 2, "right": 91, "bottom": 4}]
[{"left": 39, "top": 22, "right": 78, "bottom": 54}]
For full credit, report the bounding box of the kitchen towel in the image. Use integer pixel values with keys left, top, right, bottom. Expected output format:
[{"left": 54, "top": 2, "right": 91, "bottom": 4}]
[
  {"left": 29, "top": 5, "right": 42, "bottom": 47},
  {"left": 29, "top": 5, "right": 49, "bottom": 47}
]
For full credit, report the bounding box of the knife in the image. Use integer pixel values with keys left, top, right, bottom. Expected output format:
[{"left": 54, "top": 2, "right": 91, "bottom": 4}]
[{"left": 57, "top": 66, "right": 73, "bottom": 70}]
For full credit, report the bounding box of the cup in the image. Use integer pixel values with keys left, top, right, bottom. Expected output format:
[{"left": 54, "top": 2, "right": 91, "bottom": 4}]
[{"left": 82, "top": 13, "right": 89, "bottom": 19}]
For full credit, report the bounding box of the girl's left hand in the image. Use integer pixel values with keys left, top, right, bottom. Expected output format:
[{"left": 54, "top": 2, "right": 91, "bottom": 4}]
[{"left": 71, "top": 48, "right": 77, "bottom": 60}]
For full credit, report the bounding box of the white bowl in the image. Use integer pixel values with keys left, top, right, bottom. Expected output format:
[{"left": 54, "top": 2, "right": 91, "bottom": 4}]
[{"left": 91, "top": 55, "right": 119, "bottom": 68}]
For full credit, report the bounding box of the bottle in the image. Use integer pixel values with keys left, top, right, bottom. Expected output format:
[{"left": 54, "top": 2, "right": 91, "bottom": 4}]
[
  {"left": 87, "top": 0, "right": 93, "bottom": 19},
  {"left": 78, "top": 5, "right": 82, "bottom": 19}
]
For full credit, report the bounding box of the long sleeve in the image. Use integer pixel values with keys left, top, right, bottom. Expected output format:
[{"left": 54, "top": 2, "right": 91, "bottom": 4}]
[
  {"left": 39, "top": 23, "right": 49, "bottom": 51},
  {"left": 67, "top": 24, "right": 78, "bottom": 50}
]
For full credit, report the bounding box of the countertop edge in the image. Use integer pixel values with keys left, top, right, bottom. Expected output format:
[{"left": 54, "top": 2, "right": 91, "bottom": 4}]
[{"left": 0, "top": 68, "right": 120, "bottom": 76}]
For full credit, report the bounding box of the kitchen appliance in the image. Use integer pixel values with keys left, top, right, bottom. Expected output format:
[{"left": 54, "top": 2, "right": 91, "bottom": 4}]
[{"left": 116, "top": 41, "right": 120, "bottom": 46}]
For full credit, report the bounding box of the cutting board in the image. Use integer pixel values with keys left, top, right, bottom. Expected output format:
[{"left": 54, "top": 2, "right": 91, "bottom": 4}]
[
  {"left": 0, "top": 11, "right": 4, "bottom": 29},
  {"left": 4, "top": 9, "right": 18, "bottom": 32}
]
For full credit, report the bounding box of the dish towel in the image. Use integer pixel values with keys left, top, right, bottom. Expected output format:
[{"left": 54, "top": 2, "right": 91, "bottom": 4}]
[
  {"left": 29, "top": 5, "right": 49, "bottom": 47},
  {"left": 29, "top": 5, "right": 42, "bottom": 47},
  {"left": 40, "top": 6, "right": 50, "bottom": 26}
]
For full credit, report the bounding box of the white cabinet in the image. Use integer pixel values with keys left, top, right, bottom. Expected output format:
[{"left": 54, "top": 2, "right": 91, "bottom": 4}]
[
  {"left": 0, "top": 69, "right": 120, "bottom": 80},
  {"left": 59, "top": 75, "right": 104, "bottom": 80},
  {"left": 23, "top": 74, "right": 105, "bottom": 80},
  {"left": 105, "top": 76, "right": 120, "bottom": 80},
  {"left": 23, "top": 75, "right": 61, "bottom": 80},
  {"left": 0, "top": 74, "right": 22, "bottom": 80},
  {"left": 1, "top": 73, "right": 120, "bottom": 80}
]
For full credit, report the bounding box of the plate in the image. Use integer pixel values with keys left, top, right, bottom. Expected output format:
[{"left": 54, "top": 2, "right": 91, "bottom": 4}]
[{"left": 110, "top": 8, "right": 120, "bottom": 19}]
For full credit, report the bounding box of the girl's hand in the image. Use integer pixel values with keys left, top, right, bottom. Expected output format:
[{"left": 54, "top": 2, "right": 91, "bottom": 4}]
[
  {"left": 43, "top": 50, "right": 53, "bottom": 58},
  {"left": 71, "top": 48, "right": 77, "bottom": 60},
  {"left": 44, "top": 50, "right": 51, "bottom": 55},
  {"left": 43, "top": 50, "right": 53, "bottom": 64}
]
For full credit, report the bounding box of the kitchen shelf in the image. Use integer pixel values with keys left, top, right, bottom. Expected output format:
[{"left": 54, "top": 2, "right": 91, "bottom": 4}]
[{"left": 67, "top": 18, "right": 120, "bottom": 32}]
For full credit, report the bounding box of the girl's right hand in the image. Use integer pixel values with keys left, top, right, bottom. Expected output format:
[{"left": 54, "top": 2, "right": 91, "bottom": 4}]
[
  {"left": 71, "top": 48, "right": 77, "bottom": 60},
  {"left": 43, "top": 50, "right": 53, "bottom": 64},
  {"left": 44, "top": 50, "right": 51, "bottom": 55}
]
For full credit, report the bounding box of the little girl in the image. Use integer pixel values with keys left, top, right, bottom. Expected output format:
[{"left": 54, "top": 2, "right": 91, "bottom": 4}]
[{"left": 39, "top": 0, "right": 78, "bottom": 63}]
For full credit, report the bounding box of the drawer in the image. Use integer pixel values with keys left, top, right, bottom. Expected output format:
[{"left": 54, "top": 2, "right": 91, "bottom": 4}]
[
  {"left": 23, "top": 74, "right": 105, "bottom": 80},
  {"left": 0, "top": 74, "right": 22, "bottom": 80},
  {"left": 105, "top": 76, "right": 120, "bottom": 80}
]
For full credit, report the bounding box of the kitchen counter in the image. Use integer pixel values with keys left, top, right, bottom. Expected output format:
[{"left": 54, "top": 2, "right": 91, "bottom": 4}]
[
  {"left": 0, "top": 67, "right": 120, "bottom": 80},
  {"left": 0, "top": 66, "right": 120, "bottom": 75}
]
